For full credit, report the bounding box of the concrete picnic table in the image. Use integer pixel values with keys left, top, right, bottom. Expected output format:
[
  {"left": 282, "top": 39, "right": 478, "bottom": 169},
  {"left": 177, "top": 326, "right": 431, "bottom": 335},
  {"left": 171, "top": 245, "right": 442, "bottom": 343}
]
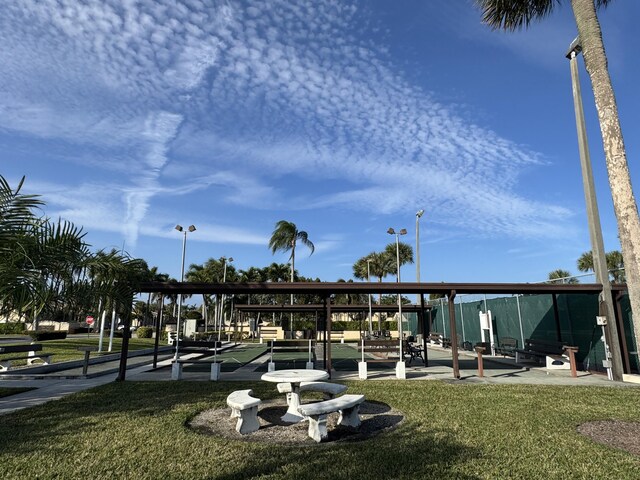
[{"left": 261, "top": 369, "right": 329, "bottom": 423}]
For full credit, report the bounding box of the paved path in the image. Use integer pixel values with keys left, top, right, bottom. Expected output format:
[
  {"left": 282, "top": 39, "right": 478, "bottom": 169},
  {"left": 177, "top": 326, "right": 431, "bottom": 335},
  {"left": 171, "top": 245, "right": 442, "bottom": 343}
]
[{"left": 2, "top": 343, "right": 638, "bottom": 416}]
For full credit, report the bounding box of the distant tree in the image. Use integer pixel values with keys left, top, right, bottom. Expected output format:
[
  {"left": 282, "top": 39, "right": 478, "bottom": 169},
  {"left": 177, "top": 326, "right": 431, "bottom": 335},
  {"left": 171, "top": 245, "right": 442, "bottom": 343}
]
[
  {"left": 577, "top": 250, "right": 625, "bottom": 283},
  {"left": 547, "top": 269, "right": 580, "bottom": 284}
]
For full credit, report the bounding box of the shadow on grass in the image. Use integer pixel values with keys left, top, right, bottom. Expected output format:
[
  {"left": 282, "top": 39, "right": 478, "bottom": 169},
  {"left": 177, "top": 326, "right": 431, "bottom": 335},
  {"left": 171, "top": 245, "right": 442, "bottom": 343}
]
[{"left": 214, "top": 422, "right": 482, "bottom": 480}]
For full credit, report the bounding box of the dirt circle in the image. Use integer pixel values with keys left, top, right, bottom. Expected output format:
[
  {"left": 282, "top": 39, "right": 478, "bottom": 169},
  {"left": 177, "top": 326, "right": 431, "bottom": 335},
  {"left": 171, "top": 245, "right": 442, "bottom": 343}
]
[
  {"left": 577, "top": 420, "right": 640, "bottom": 456},
  {"left": 189, "top": 398, "right": 404, "bottom": 445}
]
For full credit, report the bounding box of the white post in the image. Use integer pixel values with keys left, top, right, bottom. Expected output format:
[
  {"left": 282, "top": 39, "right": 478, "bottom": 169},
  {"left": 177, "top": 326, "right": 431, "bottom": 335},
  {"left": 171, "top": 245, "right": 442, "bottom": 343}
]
[
  {"left": 358, "top": 337, "right": 367, "bottom": 379},
  {"left": 306, "top": 339, "right": 314, "bottom": 369},
  {"left": 98, "top": 309, "right": 107, "bottom": 352},
  {"left": 108, "top": 308, "right": 116, "bottom": 352}
]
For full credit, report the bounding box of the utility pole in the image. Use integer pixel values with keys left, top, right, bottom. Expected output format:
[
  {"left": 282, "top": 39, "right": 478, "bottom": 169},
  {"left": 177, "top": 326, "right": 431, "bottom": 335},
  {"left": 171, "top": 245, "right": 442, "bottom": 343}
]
[{"left": 567, "top": 38, "right": 623, "bottom": 381}]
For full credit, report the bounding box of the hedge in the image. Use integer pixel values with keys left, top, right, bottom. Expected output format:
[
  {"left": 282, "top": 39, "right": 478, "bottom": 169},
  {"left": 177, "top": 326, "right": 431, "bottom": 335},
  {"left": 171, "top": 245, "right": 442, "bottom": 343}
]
[{"left": 0, "top": 322, "right": 27, "bottom": 334}]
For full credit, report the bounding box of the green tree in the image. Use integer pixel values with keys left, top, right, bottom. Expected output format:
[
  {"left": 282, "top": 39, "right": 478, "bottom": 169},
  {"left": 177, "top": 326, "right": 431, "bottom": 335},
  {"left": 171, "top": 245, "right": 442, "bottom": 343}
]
[
  {"left": 547, "top": 269, "right": 580, "bottom": 284},
  {"left": 383, "top": 241, "right": 414, "bottom": 280},
  {"left": 577, "top": 250, "right": 625, "bottom": 283},
  {"left": 477, "top": 0, "right": 640, "bottom": 368},
  {"left": 268, "top": 220, "right": 314, "bottom": 285}
]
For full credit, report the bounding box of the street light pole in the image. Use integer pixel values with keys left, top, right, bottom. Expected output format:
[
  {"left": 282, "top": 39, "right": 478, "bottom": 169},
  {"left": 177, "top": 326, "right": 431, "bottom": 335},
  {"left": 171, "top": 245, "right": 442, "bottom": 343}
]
[
  {"left": 388, "top": 227, "right": 407, "bottom": 379},
  {"left": 415, "top": 209, "right": 424, "bottom": 304},
  {"left": 174, "top": 224, "right": 196, "bottom": 362},
  {"left": 567, "top": 38, "right": 623, "bottom": 381},
  {"left": 367, "top": 258, "right": 373, "bottom": 334}
]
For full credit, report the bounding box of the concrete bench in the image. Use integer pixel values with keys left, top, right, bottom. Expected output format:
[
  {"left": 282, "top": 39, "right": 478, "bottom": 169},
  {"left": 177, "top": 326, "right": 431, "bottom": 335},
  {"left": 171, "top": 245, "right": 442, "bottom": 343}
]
[
  {"left": 297, "top": 394, "right": 365, "bottom": 442},
  {"left": 226, "top": 389, "right": 261, "bottom": 434},
  {"left": 277, "top": 381, "right": 347, "bottom": 405},
  {"left": 0, "top": 344, "right": 54, "bottom": 371}
]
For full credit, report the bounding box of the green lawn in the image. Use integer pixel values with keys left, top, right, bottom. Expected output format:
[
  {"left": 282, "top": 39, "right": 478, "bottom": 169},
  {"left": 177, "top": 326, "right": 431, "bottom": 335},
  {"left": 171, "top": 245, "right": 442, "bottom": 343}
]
[
  {"left": 0, "top": 381, "right": 639, "bottom": 479},
  {"left": 0, "top": 337, "right": 157, "bottom": 366}
]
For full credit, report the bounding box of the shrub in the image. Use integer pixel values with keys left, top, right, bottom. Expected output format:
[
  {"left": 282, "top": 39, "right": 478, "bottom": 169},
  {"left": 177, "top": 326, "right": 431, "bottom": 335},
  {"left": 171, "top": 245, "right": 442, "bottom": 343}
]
[
  {"left": 0, "top": 322, "right": 27, "bottom": 334},
  {"left": 136, "top": 326, "right": 153, "bottom": 338},
  {"left": 68, "top": 326, "right": 89, "bottom": 334},
  {"left": 29, "top": 331, "right": 68, "bottom": 341}
]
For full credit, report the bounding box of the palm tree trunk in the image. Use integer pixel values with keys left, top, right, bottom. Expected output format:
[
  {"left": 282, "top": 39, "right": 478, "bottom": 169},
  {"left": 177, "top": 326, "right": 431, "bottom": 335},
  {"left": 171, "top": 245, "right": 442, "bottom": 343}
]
[{"left": 572, "top": 0, "right": 640, "bottom": 351}]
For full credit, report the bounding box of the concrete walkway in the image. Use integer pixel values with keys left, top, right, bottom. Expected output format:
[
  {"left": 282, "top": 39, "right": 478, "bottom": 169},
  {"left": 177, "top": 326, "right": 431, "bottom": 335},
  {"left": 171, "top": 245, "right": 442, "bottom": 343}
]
[{"left": 1, "top": 343, "right": 638, "bottom": 416}]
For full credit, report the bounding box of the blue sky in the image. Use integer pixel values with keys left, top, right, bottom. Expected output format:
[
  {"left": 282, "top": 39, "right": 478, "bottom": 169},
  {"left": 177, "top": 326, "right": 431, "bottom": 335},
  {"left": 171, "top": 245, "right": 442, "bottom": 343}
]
[{"left": 2, "top": 0, "right": 639, "bottom": 284}]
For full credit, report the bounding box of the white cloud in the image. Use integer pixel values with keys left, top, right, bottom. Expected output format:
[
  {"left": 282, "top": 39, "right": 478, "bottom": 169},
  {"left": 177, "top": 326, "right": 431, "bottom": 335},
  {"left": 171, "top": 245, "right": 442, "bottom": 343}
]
[{"left": 0, "top": 0, "right": 577, "bottom": 249}]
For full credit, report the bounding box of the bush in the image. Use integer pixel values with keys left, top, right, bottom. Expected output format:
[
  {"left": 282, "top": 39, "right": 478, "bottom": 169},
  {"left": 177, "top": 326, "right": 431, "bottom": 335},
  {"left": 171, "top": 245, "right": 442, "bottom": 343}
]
[
  {"left": 0, "top": 322, "right": 27, "bottom": 334},
  {"left": 136, "top": 326, "right": 153, "bottom": 338},
  {"left": 68, "top": 326, "right": 89, "bottom": 334},
  {"left": 29, "top": 331, "right": 68, "bottom": 341}
]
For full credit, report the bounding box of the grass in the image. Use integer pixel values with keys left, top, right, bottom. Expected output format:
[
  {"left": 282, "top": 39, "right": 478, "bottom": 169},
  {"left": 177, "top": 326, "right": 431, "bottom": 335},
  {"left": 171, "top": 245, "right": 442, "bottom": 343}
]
[
  {"left": 0, "top": 337, "right": 157, "bottom": 365},
  {"left": 0, "top": 381, "right": 639, "bottom": 479}
]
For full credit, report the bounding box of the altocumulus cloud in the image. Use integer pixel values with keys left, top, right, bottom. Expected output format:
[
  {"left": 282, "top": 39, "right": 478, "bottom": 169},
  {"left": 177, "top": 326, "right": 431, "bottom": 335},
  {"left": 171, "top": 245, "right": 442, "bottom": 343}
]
[{"left": 0, "top": 0, "right": 572, "bottom": 247}]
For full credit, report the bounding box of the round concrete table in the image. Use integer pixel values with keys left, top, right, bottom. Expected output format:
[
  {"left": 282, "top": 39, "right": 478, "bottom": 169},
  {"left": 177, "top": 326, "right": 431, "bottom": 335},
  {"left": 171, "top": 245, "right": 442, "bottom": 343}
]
[{"left": 261, "top": 369, "right": 330, "bottom": 423}]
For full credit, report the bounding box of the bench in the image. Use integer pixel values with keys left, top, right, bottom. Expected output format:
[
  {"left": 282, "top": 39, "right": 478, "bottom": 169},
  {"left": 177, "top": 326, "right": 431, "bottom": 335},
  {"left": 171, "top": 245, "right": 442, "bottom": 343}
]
[
  {"left": 403, "top": 336, "right": 424, "bottom": 365},
  {"left": 0, "top": 344, "right": 54, "bottom": 371},
  {"left": 269, "top": 340, "right": 316, "bottom": 370},
  {"left": 277, "top": 381, "right": 347, "bottom": 405},
  {"left": 515, "top": 338, "right": 579, "bottom": 377},
  {"left": 226, "top": 389, "right": 261, "bottom": 434},
  {"left": 429, "top": 332, "right": 452, "bottom": 348},
  {"left": 177, "top": 340, "right": 221, "bottom": 354},
  {"left": 297, "top": 394, "right": 365, "bottom": 442},
  {"left": 358, "top": 339, "right": 400, "bottom": 362},
  {"left": 495, "top": 337, "right": 518, "bottom": 357},
  {"left": 259, "top": 327, "right": 279, "bottom": 343},
  {"left": 318, "top": 330, "right": 345, "bottom": 343}
]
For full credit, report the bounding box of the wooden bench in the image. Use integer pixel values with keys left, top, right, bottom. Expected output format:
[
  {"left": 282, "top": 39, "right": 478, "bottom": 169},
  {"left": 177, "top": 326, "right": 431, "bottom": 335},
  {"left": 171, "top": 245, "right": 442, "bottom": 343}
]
[
  {"left": 177, "top": 340, "right": 221, "bottom": 354},
  {"left": 226, "top": 389, "right": 261, "bottom": 434},
  {"left": 259, "top": 327, "right": 279, "bottom": 343},
  {"left": 495, "top": 337, "right": 518, "bottom": 357},
  {"left": 318, "top": 330, "right": 345, "bottom": 343},
  {"left": 515, "top": 338, "right": 579, "bottom": 377},
  {"left": 269, "top": 340, "right": 316, "bottom": 370},
  {"left": 277, "top": 381, "right": 347, "bottom": 405},
  {"left": 358, "top": 339, "right": 400, "bottom": 362},
  {"left": 297, "top": 394, "right": 365, "bottom": 442},
  {"left": 0, "top": 344, "right": 54, "bottom": 371}
]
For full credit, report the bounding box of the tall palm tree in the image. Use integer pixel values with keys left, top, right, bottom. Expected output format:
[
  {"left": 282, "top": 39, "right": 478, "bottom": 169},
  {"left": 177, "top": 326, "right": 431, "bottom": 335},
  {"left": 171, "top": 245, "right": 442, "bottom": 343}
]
[
  {"left": 269, "top": 221, "right": 314, "bottom": 334},
  {"left": 477, "top": 0, "right": 640, "bottom": 364},
  {"left": 268, "top": 220, "right": 315, "bottom": 285}
]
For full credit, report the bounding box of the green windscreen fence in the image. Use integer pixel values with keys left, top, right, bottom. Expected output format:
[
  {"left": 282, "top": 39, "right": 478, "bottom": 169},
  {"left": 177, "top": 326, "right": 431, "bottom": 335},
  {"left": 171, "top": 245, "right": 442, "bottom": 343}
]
[{"left": 425, "top": 293, "right": 637, "bottom": 374}]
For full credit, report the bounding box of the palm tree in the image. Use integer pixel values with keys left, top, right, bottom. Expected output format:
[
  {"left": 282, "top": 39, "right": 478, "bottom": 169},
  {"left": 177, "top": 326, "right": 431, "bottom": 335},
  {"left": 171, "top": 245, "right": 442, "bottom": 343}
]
[
  {"left": 269, "top": 221, "right": 314, "bottom": 334},
  {"left": 383, "top": 241, "right": 414, "bottom": 281},
  {"left": 577, "top": 250, "right": 625, "bottom": 283},
  {"left": 477, "top": 0, "right": 640, "bottom": 369},
  {"left": 548, "top": 269, "right": 580, "bottom": 284},
  {"left": 268, "top": 220, "right": 314, "bottom": 285}
]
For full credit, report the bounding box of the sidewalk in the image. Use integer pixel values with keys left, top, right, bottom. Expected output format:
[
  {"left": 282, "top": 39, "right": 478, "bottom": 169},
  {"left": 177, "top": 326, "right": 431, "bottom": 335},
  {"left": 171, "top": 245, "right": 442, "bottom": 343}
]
[{"left": 2, "top": 343, "right": 637, "bottom": 416}]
